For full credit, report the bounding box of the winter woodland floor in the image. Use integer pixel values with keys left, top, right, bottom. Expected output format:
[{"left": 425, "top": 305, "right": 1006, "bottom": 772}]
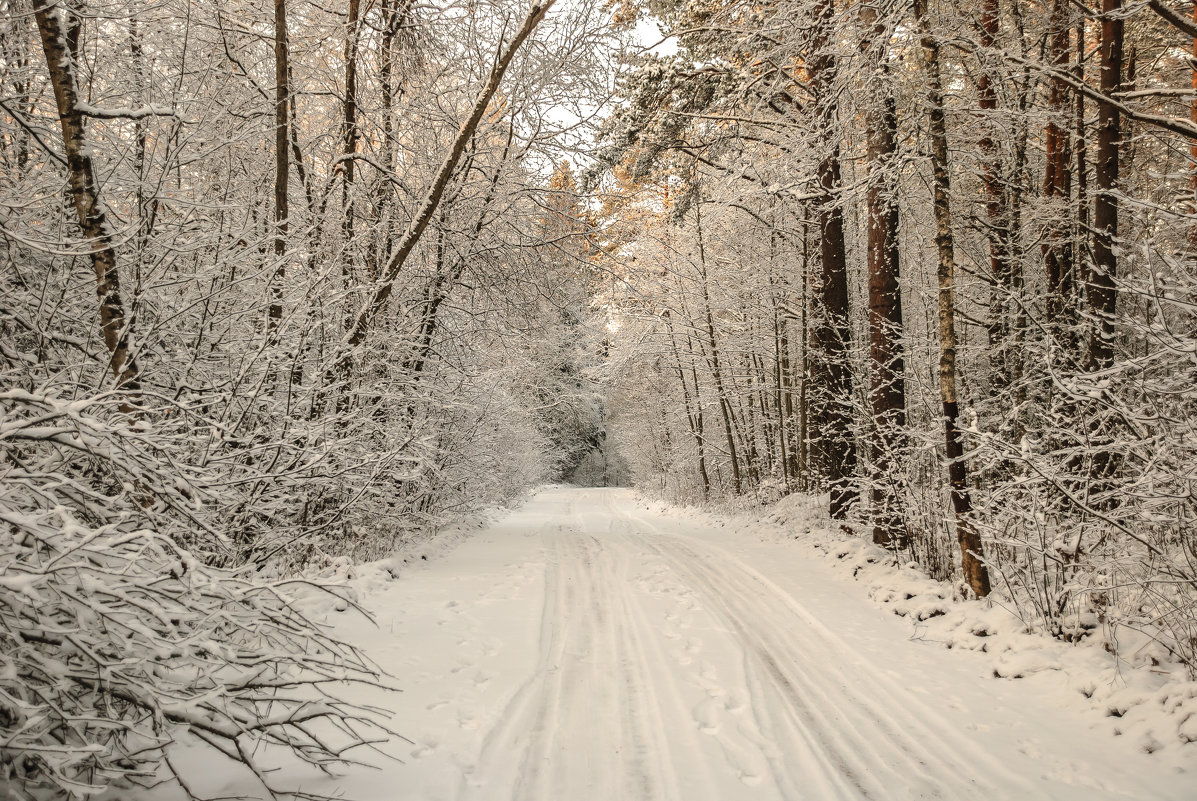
[{"left": 154, "top": 488, "right": 1193, "bottom": 800}]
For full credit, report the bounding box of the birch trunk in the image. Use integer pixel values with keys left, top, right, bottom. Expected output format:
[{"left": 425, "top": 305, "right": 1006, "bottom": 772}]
[
  {"left": 34, "top": 2, "right": 140, "bottom": 393},
  {"left": 915, "top": 0, "right": 992, "bottom": 598}
]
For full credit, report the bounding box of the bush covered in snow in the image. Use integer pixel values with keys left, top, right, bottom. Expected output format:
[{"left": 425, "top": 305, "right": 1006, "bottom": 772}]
[{"left": 0, "top": 390, "right": 392, "bottom": 799}]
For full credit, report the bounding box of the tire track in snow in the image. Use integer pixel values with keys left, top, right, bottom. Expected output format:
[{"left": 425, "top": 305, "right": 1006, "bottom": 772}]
[
  {"left": 460, "top": 505, "right": 702, "bottom": 801},
  {"left": 462, "top": 490, "right": 1048, "bottom": 801},
  {"left": 618, "top": 503, "right": 1040, "bottom": 801}
]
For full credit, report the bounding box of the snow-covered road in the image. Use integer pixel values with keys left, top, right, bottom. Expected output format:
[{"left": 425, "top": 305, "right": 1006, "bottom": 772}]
[{"left": 247, "top": 487, "right": 1193, "bottom": 800}]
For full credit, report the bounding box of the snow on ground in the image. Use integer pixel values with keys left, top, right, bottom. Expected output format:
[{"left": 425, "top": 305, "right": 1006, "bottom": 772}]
[
  {"left": 156, "top": 487, "right": 1193, "bottom": 800},
  {"left": 669, "top": 491, "right": 1197, "bottom": 760}
]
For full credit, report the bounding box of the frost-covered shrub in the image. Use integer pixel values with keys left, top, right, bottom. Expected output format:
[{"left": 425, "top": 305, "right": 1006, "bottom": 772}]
[
  {"left": 0, "top": 390, "right": 391, "bottom": 799},
  {"left": 968, "top": 260, "right": 1197, "bottom": 675}
]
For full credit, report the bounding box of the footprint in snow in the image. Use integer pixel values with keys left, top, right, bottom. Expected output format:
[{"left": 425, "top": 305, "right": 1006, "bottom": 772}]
[
  {"left": 738, "top": 771, "right": 764, "bottom": 787},
  {"left": 693, "top": 696, "right": 723, "bottom": 735},
  {"left": 410, "top": 740, "right": 438, "bottom": 759}
]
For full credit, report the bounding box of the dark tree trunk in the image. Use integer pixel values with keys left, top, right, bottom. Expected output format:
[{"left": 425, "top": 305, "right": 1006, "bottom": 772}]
[
  {"left": 862, "top": 6, "right": 907, "bottom": 546},
  {"left": 1089, "top": 0, "right": 1121, "bottom": 371},
  {"left": 694, "top": 197, "right": 742, "bottom": 495},
  {"left": 1043, "top": 0, "right": 1077, "bottom": 357},
  {"left": 271, "top": 0, "right": 289, "bottom": 332},
  {"left": 810, "top": 0, "right": 858, "bottom": 520},
  {"left": 1192, "top": 7, "right": 1197, "bottom": 249},
  {"left": 341, "top": 0, "right": 360, "bottom": 279}
]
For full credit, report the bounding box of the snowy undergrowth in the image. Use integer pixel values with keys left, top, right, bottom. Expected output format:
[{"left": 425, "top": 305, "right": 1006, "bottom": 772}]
[
  {"left": 293, "top": 510, "right": 510, "bottom": 614},
  {"left": 289, "top": 488, "right": 547, "bottom": 626},
  {"left": 639, "top": 492, "right": 1197, "bottom": 757}
]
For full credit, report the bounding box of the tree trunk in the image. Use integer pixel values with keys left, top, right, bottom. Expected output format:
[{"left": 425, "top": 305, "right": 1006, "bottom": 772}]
[
  {"left": 861, "top": 4, "right": 907, "bottom": 547},
  {"left": 1191, "top": 4, "right": 1197, "bottom": 249},
  {"left": 776, "top": 301, "right": 797, "bottom": 486},
  {"left": 772, "top": 281, "right": 792, "bottom": 486},
  {"left": 665, "top": 308, "right": 710, "bottom": 499},
  {"left": 341, "top": 0, "right": 360, "bottom": 279},
  {"left": 688, "top": 347, "right": 711, "bottom": 498},
  {"left": 34, "top": 2, "right": 140, "bottom": 393},
  {"left": 798, "top": 222, "right": 810, "bottom": 490},
  {"left": 978, "top": 0, "right": 1012, "bottom": 386},
  {"left": 916, "top": 0, "right": 991, "bottom": 598},
  {"left": 271, "top": 0, "right": 289, "bottom": 332},
  {"left": 810, "top": 0, "right": 858, "bottom": 519},
  {"left": 4, "top": 10, "right": 33, "bottom": 173},
  {"left": 1089, "top": 0, "right": 1121, "bottom": 371},
  {"left": 1043, "top": 0, "right": 1077, "bottom": 358},
  {"left": 129, "top": 17, "right": 150, "bottom": 271},
  {"left": 1075, "top": 18, "right": 1088, "bottom": 265},
  {"left": 694, "top": 196, "right": 742, "bottom": 495}
]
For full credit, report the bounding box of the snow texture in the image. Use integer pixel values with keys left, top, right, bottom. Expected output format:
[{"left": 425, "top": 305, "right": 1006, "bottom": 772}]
[{"left": 131, "top": 487, "right": 1194, "bottom": 800}]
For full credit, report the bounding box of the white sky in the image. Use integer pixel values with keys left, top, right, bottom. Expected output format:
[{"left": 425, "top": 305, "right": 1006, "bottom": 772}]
[{"left": 633, "top": 15, "right": 678, "bottom": 56}]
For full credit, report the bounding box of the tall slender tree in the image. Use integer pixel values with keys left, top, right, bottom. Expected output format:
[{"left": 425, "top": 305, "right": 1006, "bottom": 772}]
[
  {"left": 1089, "top": 0, "right": 1122, "bottom": 371},
  {"left": 270, "top": 0, "right": 289, "bottom": 334},
  {"left": 915, "top": 0, "right": 991, "bottom": 597},
  {"left": 341, "top": 0, "right": 360, "bottom": 279},
  {"left": 810, "top": 0, "right": 858, "bottom": 520},
  {"left": 1042, "top": 0, "right": 1078, "bottom": 358},
  {"left": 861, "top": 1, "right": 907, "bottom": 546}
]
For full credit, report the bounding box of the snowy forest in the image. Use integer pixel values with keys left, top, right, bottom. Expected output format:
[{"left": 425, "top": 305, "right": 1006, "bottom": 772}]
[{"left": 1, "top": 0, "right": 1196, "bottom": 796}]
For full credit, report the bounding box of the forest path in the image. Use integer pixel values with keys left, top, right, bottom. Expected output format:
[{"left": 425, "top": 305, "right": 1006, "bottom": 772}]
[{"left": 305, "top": 487, "right": 1190, "bottom": 801}]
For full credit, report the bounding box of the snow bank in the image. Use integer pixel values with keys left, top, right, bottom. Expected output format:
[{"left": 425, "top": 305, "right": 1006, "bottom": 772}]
[
  {"left": 643, "top": 491, "right": 1197, "bottom": 757},
  {"left": 290, "top": 509, "right": 512, "bottom": 618}
]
